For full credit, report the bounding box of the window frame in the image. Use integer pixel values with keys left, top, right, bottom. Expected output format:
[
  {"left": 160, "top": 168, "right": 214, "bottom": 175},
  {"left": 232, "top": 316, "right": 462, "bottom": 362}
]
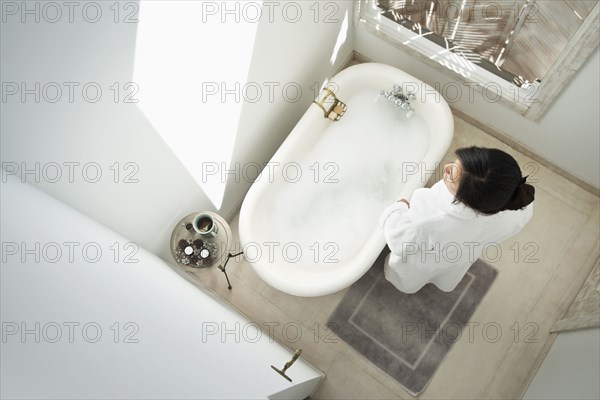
[{"left": 355, "top": 0, "right": 600, "bottom": 120}]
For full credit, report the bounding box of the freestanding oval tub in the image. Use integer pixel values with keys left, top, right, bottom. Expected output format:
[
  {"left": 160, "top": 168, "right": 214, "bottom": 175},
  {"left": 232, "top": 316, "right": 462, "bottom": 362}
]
[{"left": 239, "top": 63, "right": 453, "bottom": 297}]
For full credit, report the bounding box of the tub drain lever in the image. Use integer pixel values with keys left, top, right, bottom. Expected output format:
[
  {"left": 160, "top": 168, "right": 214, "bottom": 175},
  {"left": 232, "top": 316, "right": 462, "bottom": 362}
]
[{"left": 271, "top": 349, "right": 303, "bottom": 382}]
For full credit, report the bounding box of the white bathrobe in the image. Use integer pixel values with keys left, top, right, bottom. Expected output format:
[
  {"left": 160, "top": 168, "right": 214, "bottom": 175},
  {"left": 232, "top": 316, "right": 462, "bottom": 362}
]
[{"left": 379, "top": 180, "right": 533, "bottom": 293}]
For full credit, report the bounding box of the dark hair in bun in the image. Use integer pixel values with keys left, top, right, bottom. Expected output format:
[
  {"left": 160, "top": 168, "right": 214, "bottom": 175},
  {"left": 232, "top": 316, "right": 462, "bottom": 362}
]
[{"left": 453, "top": 146, "right": 535, "bottom": 215}]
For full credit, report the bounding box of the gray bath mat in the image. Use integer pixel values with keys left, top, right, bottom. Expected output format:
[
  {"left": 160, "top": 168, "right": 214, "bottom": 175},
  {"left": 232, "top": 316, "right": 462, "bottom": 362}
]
[{"left": 327, "top": 248, "right": 497, "bottom": 396}]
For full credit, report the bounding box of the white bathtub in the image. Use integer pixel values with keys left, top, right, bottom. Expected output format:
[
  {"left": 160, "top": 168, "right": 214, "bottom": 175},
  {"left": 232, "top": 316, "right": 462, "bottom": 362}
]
[{"left": 238, "top": 63, "right": 454, "bottom": 297}]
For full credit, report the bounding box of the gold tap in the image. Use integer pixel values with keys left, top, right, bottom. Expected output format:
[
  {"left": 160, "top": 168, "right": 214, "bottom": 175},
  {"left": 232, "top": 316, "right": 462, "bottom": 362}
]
[{"left": 271, "top": 349, "right": 303, "bottom": 382}]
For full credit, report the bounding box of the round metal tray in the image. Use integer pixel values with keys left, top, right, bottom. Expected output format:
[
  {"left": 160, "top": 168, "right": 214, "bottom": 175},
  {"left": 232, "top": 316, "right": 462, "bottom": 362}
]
[{"left": 169, "top": 211, "right": 233, "bottom": 268}]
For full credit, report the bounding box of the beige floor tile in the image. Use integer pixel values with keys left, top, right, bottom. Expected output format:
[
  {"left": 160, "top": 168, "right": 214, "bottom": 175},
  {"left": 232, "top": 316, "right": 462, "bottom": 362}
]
[
  {"left": 313, "top": 353, "right": 402, "bottom": 400},
  {"left": 258, "top": 284, "right": 334, "bottom": 326}
]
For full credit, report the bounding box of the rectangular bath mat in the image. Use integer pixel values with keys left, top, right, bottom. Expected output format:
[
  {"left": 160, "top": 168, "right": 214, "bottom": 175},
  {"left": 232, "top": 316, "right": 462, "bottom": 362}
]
[{"left": 327, "top": 248, "right": 497, "bottom": 396}]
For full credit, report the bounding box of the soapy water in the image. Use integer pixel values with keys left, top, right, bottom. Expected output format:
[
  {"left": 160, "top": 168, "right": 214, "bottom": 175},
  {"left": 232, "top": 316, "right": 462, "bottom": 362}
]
[{"left": 254, "top": 92, "right": 429, "bottom": 268}]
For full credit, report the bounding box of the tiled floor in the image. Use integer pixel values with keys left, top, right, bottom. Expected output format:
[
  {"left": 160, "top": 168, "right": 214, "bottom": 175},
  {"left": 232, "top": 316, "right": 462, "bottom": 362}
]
[{"left": 181, "top": 113, "right": 600, "bottom": 398}]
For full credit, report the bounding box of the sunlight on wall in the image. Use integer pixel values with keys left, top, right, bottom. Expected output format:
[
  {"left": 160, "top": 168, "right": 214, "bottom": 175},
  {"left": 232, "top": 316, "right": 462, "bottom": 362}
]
[
  {"left": 330, "top": 10, "right": 349, "bottom": 66},
  {"left": 133, "top": 1, "right": 261, "bottom": 209}
]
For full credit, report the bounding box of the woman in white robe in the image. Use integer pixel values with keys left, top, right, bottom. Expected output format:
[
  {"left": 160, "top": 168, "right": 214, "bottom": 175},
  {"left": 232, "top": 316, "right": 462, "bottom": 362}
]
[{"left": 379, "top": 146, "right": 535, "bottom": 293}]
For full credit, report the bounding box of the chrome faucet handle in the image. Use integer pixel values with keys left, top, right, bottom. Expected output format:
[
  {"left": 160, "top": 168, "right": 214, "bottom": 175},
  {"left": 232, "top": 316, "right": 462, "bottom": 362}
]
[{"left": 380, "top": 85, "right": 415, "bottom": 116}]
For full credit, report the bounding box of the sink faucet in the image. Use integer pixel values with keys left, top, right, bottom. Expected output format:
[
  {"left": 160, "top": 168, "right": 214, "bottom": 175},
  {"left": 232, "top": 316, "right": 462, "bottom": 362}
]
[{"left": 380, "top": 84, "right": 416, "bottom": 114}]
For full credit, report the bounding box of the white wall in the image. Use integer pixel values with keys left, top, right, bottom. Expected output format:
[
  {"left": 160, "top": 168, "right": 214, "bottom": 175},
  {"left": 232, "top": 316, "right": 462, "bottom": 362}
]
[
  {"left": 355, "top": 26, "right": 600, "bottom": 189},
  {"left": 0, "top": 1, "right": 354, "bottom": 261},
  {"left": 1, "top": 174, "right": 323, "bottom": 399},
  {"left": 523, "top": 328, "right": 600, "bottom": 399}
]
